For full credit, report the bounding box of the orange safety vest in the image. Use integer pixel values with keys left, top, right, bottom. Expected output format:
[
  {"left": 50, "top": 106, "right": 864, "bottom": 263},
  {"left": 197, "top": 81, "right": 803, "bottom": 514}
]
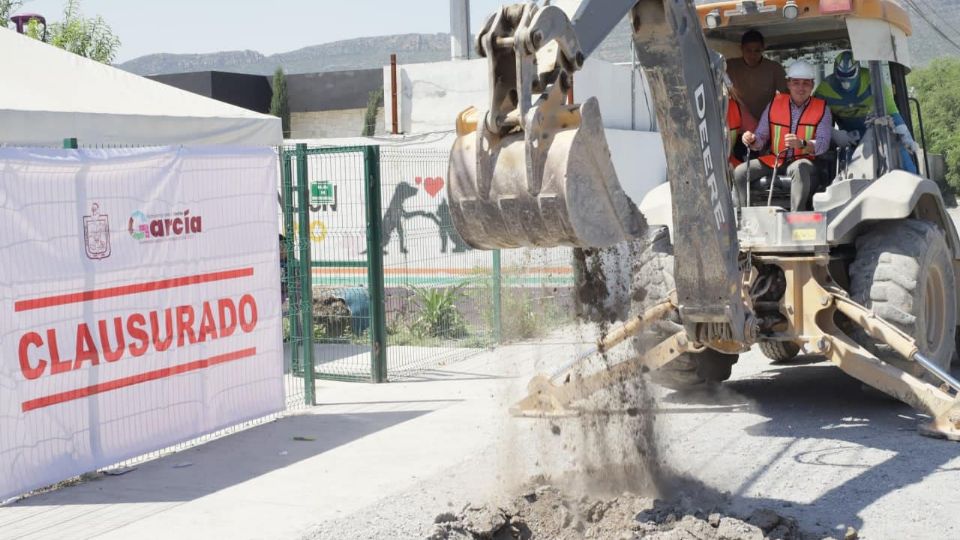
[
  {"left": 758, "top": 93, "right": 827, "bottom": 169},
  {"left": 727, "top": 98, "right": 743, "bottom": 167}
]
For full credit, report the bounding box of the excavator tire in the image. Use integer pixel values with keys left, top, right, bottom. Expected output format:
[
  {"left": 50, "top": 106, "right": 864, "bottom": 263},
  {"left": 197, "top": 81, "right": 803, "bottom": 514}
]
[
  {"left": 632, "top": 227, "right": 737, "bottom": 390},
  {"left": 758, "top": 341, "right": 801, "bottom": 363},
  {"left": 847, "top": 219, "right": 956, "bottom": 380}
]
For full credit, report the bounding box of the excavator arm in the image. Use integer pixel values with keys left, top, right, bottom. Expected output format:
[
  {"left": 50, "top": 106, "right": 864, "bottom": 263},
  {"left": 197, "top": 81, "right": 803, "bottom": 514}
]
[{"left": 447, "top": 0, "right": 747, "bottom": 341}]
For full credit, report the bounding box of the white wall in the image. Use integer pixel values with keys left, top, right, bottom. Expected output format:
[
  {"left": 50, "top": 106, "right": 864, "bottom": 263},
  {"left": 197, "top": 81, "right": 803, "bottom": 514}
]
[
  {"left": 576, "top": 59, "right": 657, "bottom": 131},
  {"left": 384, "top": 59, "right": 487, "bottom": 135},
  {"left": 605, "top": 129, "right": 666, "bottom": 206},
  {"left": 383, "top": 58, "right": 657, "bottom": 135},
  {"left": 282, "top": 132, "right": 571, "bottom": 279}
]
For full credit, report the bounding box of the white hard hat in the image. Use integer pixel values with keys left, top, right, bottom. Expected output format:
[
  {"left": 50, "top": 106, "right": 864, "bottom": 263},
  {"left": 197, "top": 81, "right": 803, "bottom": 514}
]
[{"left": 786, "top": 61, "right": 816, "bottom": 80}]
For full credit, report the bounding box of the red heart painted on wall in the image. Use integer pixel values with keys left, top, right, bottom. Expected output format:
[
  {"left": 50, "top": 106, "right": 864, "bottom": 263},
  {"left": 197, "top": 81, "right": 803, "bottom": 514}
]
[
  {"left": 414, "top": 176, "right": 423, "bottom": 185},
  {"left": 424, "top": 177, "right": 444, "bottom": 197}
]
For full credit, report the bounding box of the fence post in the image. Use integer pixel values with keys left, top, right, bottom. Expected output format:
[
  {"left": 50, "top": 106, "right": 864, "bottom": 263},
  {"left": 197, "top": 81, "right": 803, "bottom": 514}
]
[
  {"left": 280, "top": 150, "right": 301, "bottom": 377},
  {"left": 63, "top": 138, "right": 78, "bottom": 149},
  {"left": 363, "top": 146, "right": 388, "bottom": 383},
  {"left": 492, "top": 249, "right": 502, "bottom": 343},
  {"left": 295, "top": 144, "right": 316, "bottom": 405}
]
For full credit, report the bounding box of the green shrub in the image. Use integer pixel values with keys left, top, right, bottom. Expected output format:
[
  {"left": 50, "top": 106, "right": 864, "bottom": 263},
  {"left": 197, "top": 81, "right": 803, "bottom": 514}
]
[{"left": 409, "top": 284, "right": 468, "bottom": 339}]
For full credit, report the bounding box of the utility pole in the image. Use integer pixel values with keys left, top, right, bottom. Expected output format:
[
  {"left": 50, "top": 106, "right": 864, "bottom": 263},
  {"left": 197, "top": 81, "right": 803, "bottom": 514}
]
[{"left": 449, "top": 0, "right": 471, "bottom": 60}]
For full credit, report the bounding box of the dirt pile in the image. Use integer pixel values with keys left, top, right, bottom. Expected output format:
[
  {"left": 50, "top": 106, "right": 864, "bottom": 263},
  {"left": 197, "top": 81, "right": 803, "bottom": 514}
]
[
  {"left": 427, "top": 483, "right": 814, "bottom": 540},
  {"left": 311, "top": 288, "right": 352, "bottom": 337}
]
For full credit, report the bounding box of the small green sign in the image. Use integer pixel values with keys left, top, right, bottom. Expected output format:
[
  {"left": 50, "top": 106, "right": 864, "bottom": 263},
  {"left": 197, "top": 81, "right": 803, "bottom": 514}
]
[{"left": 310, "top": 181, "right": 335, "bottom": 205}]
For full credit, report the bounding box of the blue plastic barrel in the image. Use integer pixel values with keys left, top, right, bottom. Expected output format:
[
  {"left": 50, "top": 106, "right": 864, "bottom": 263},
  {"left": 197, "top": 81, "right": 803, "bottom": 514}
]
[{"left": 328, "top": 287, "right": 370, "bottom": 335}]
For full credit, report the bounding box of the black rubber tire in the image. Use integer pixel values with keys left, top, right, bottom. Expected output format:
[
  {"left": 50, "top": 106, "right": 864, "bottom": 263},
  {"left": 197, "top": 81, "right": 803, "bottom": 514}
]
[
  {"left": 848, "top": 219, "right": 957, "bottom": 379},
  {"left": 759, "top": 341, "right": 801, "bottom": 363},
  {"left": 632, "top": 227, "right": 737, "bottom": 389}
]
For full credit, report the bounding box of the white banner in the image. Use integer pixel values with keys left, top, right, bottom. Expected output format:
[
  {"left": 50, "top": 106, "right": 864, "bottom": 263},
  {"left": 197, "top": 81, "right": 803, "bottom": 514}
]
[{"left": 0, "top": 146, "right": 285, "bottom": 501}]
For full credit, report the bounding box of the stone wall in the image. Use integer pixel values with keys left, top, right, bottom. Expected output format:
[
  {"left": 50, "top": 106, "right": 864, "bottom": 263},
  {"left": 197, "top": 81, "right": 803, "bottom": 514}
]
[{"left": 290, "top": 107, "right": 386, "bottom": 139}]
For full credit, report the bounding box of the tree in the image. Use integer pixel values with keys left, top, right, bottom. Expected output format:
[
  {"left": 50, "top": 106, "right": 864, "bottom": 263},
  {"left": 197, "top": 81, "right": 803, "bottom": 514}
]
[
  {"left": 8, "top": 0, "right": 120, "bottom": 64},
  {"left": 270, "top": 67, "right": 291, "bottom": 139},
  {"left": 0, "top": 1, "right": 22, "bottom": 27},
  {"left": 908, "top": 58, "right": 960, "bottom": 194},
  {"left": 24, "top": 16, "right": 44, "bottom": 40},
  {"left": 362, "top": 88, "right": 384, "bottom": 137},
  {"left": 46, "top": 0, "right": 120, "bottom": 64}
]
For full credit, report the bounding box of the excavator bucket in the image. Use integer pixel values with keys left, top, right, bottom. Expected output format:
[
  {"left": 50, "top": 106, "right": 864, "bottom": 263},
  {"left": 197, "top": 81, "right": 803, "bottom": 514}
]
[
  {"left": 447, "top": 93, "right": 645, "bottom": 250},
  {"left": 445, "top": 3, "right": 645, "bottom": 251}
]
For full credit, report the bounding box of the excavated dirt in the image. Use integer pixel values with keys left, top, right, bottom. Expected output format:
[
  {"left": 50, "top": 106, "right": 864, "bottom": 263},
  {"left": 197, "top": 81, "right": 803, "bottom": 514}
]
[
  {"left": 427, "top": 482, "right": 817, "bottom": 540},
  {"left": 423, "top": 380, "right": 822, "bottom": 540}
]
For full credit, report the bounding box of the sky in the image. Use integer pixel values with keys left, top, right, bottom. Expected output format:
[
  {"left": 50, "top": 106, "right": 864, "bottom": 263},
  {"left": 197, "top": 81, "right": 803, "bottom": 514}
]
[{"left": 14, "top": 0, "right": 513, "bottom": 63}]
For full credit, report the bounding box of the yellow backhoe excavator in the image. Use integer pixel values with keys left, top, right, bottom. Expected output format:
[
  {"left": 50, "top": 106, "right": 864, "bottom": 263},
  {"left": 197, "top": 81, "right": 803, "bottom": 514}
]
[{"left": 446, "top": 0, "right": 960, "bottom": 440}]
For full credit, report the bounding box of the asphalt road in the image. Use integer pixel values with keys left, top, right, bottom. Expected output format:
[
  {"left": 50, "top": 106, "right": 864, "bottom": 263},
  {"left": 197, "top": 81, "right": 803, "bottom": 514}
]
[
  {"left": 652, "top": 349, "right": 960, "bottom": 539},
  {"left": 300, "top": 336, "right": 960, "bottom": 540}
]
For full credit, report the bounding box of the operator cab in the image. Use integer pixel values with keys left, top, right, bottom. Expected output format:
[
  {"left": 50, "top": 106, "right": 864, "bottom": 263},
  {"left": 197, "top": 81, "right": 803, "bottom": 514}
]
[{"left": 698, "top": 0, "right": 925, "bottom": 214}]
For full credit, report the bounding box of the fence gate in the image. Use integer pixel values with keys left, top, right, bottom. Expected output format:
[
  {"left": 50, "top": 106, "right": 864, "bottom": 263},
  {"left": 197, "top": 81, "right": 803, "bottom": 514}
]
[{"left": 281, "top": 144, "right": 386, "bottom": 392}]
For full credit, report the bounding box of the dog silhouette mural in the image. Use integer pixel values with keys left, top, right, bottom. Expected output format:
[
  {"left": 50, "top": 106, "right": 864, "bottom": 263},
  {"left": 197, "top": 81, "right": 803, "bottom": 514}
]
[
  {"left": 412, "top": 176, "right": 470, "bottom": 254},
  {"left": 435, "top": 198, "right": 470, "bottom": 253},
  {"left": 378, "top": 181, "right": 419, "bottom": 255},
  {"left": 372, "top": 179, "right": 472, "bottom": 256}
]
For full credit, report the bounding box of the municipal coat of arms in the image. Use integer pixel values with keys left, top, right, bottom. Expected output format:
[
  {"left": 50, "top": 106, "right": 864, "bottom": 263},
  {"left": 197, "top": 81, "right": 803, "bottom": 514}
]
[{"left": 83, "top": 203, "right": 111, "bottom": 260}]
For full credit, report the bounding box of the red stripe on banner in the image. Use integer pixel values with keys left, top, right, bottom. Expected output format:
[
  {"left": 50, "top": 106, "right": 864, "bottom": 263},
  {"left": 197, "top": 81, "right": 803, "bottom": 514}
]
[
  {"left": 14, "top": 268, "right": 254, "bottom": 312},
  {"left": 20, "top": 347, "right": 257, "bottom": 412}
]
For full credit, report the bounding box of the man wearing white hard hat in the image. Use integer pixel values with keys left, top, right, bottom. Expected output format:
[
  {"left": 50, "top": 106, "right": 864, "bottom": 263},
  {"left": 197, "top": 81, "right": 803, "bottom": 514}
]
[{"left": 736, "top": 60, "right": 833, "bottom": 211}]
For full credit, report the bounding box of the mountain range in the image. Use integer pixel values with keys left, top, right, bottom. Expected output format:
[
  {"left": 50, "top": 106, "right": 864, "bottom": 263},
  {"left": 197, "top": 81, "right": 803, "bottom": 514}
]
[
  {"left": 118, "top": 33, "right": 453, "bottom": 76},
  {"left": 117, "top": 11, "right": 956, "bottom": 77}
]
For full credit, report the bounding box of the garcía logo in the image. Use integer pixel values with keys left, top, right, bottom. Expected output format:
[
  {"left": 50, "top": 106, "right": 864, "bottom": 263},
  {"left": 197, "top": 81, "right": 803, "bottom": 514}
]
[{"left": 128, "top": 209, "right": 203, "bottom": 242}]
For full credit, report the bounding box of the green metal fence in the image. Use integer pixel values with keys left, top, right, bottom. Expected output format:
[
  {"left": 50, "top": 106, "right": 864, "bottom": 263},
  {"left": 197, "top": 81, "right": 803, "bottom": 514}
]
[
  {"left": 280, "top": 143, "right": 576, "bottom": 384},
  {"left": 378, "top": 147, "right": 497, "bottom": 377},
  {"left": 281, "top": 144, "right": 382, "bottom": 384}
]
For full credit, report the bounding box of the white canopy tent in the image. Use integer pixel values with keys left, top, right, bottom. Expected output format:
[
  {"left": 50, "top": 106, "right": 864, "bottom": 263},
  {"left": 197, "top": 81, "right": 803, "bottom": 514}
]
[{"left": 0, "top": 28, "right": 281, "bottom": 147}]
